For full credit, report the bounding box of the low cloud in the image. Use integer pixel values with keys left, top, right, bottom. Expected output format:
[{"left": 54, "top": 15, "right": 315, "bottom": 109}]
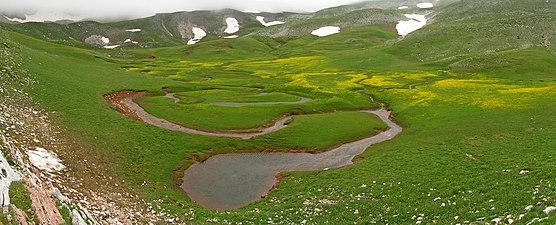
[{"left": 0, "top": 0, "right": 364, "bottom": 20}]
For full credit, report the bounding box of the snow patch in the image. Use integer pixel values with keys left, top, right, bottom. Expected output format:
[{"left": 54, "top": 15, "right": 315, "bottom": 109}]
[
  {"left": 396, "top": 14, "right": 427, "bottom": 36},
  {"left": 0, "top": 148, "right": 21, "bottom": 206},
  {"left": 256, "top": 16, "right": 285, "bottom": 27},
  {"left": 224, "top": 17, "right": 240, "bottom": 34},
  {"left": 224, "top": 35, "right": 239, "bottom": 39},
  {"left": 311, "top": 26, "right": 340, "bottom": 37},
  {"left": 124, "top": 39, "right": 138, "bottom": 44},
  {"left": 398, "top": 6, "right": 409, "bottom": 9},
  {"left": 125, "top": 28, "right": 141, "bottom": 32},
  {"left": 187, "top": 27, "right": 207, "bottom": 45},
  {"left": 101, "top": 37, "right": 110, "bottom": 45},
  {"left": 417, "top": 3, "right": 434, "bottom": 9},
  {"left": 26, "top": 147, "right": 65, "bottom": 173},
  {"left": 103, "top": 45, "right": 120, "bottom": 49}
]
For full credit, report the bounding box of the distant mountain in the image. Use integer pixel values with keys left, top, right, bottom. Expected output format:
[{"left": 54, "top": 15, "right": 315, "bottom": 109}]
[
  {"left": 0, "top": 1, "right": 447, "bottom": 48},
  {"left": 392, "top": 0, "right": 556, "bottom": 61}
]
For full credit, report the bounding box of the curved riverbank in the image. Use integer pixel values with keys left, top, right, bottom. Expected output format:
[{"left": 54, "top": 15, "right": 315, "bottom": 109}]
[
  {"left": 105, "top": 90, "right": 402, "bottom": 210},
  {"left": 105, "top": 90, "right": 294, "bottom": 139},
  {"left": 181, "top": 108, "right": 402, "bottom": 210}
]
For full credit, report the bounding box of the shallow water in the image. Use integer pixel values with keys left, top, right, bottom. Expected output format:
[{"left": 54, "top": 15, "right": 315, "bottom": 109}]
[
  {"left": 108, "top": 92, "right": 402, "bottom": 210},
  {"left": 181, "top": 109, "right": 402, "bottom": 210},
  {"left": 122, "top": 97, "right": 294, "bottom": 139}
]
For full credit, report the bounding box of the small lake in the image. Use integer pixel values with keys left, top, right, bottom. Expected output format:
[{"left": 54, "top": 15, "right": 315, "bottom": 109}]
[{"left": 181, "top": 109, "right": 402, "bottom": 210}]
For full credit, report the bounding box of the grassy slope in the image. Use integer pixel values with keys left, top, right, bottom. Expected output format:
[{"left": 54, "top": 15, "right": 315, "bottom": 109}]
[
  {"left": 6, "top": 29, "right": 391, "bottom": 220},
  {"left": 3, "top": 1, "right": 556, "bottom": 223}
]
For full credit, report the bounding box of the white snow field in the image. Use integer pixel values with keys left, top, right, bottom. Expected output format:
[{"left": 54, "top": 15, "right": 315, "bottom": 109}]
[
  {"left": 187, "top": 27, "right": 207, "bottom": 45},
  {"left": 396, "top": 14, "right": 427, "bottom": 36},
  {"left": 224, "top": 17, "right": 240, "bottom": 34},
  {"left": 26, "top": 147, "right": 65, "bottom": 173},
  {"left": 311, "top": 26, "right": 341, "bottom": 37},
  {"left": 256, "top": 16, "right": 285, "bottom": 27},
  {"left": 417, "top": 2, "right": 434, "bottom": 8}
]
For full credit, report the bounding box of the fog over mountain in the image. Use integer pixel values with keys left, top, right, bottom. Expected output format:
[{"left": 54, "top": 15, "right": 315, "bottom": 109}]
[{"left": 0, "top": 0, "right": 364, "bottom": 21}]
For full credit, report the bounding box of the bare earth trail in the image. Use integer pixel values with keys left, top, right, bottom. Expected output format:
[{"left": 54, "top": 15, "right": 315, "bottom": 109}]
[{"left": 105, "top": 90, "right": 403, "bottom": 210}]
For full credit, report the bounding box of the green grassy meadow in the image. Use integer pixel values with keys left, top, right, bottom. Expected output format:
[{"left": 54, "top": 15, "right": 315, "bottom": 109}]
[{"left": 1, "top": 1, "right": 555, "bottom": 223}]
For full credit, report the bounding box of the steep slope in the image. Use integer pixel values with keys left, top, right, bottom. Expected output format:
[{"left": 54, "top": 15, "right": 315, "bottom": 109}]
[
  {"left": 0, "top": 1, "right": 420, "bottom": 48},
  {"left": 390, "top": 0, "right": 556, "bottom": 66}
]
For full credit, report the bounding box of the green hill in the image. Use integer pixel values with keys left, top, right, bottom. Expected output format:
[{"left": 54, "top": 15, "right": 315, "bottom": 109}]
[{"left": 0, "top": 0, "right": 555, "bottom": 224}]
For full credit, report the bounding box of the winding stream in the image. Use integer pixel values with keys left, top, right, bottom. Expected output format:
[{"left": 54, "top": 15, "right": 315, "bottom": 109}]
[
  {"left": 181, "top": 109, "right": 401, "bottom": 210},
  {"left": 106, "top": 91, "right": 402, "bottom": 210},
  {"left": 108, "top": 91, "right": 294, "bottom": 139}
]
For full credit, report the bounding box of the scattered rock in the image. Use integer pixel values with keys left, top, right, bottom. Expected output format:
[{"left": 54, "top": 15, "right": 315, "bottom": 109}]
[
  {"left": 71, "top": 210, "right": 88, "bottom": 225},
  {"left": 84, "top": 35, "right": 110, "bottom": 46},
  {"left": 11, "top": 205, "right": 28, "bottom": 225}
]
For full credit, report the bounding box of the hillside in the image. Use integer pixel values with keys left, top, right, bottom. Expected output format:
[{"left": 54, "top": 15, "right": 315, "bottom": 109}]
[
  {"left": 0, "top": 0, "right": 441, "bottom": 48},
  {"left": 0, "top": 0, "right": 555, "bottom": 224}
]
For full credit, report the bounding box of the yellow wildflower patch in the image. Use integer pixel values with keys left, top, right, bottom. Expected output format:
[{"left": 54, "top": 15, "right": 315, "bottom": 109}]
[
  {"left": 470, "top": 97, "right": 509, "bottom": 109},
  {"left": 433, "top": 79, "right": 505, "bottom": 89},
  {"left": 402, "top": 73, "right": 438, "bottom": 80},
  {"left": 227, "top": 56, "right": 329, "bottom": 72},
  {"left": 499, "top": 86, "right": 556, "bottom": 94},
  {"left": 361, "top": 76, "right": 401, "bottom": 88},
  {"left": 389, "top": 89, "right": 439, "bottom": 107},
  {"left": 337, "top": 74, "right": 367, "bottom": 89}
]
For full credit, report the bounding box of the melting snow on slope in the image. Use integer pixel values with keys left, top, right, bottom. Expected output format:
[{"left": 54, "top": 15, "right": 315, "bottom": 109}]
[
  {"left": 398, "top": 6, "right": 409, "bottom": 9},
  {"left": 124, "top": 39, "right": 139, "bottom": 44},
  {"left": 417, "top": 3, "right": 434, "bottom": 9},
  {"left": 256, "top": 16, "right": 285, "bottom": 27},
  {"left": 125, "top": 28, "right": 141, "bottom": 32},
  {"left": 103, "top": 45, "right": 120, "bottom": 49},
  {"left": 224, "top": 35, "right": 239, "bottom": 39},
  {"left": 187, "top": 27, "right": 207, "bottom": 45},
  {"left": 26, "top": 147, "right": 65, "bottom": 173},
  {"left": 0, "top": 148, "right": 21, "bottom": 206},
  {"left": 101, "top": 37, "right": 110, "bottom": 45},
  {"left": 311, "top": 26, "right": 340, "bottom": 37},
  {"left": 224, "top": 17, "right": 240, "bottom": 34},
  {"left": 396, "top": 14, "right": 427, "bottom": 36}
]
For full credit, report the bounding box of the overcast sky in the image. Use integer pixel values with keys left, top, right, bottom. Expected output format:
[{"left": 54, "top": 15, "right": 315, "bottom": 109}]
[{"left": 1, "top": 0, "right": 365, "bottom": 20}]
